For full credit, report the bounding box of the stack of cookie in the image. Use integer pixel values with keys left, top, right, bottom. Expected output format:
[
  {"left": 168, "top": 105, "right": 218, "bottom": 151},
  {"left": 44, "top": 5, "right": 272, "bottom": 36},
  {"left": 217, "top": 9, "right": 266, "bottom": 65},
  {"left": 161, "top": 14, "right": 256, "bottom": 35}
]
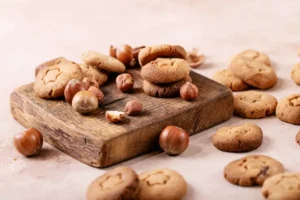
[
  {"left": 138, "top": 44, "right": 191, "bottom": 98},
  {"left": 212, "top": 49, "right": 278, "bottom": 91}
]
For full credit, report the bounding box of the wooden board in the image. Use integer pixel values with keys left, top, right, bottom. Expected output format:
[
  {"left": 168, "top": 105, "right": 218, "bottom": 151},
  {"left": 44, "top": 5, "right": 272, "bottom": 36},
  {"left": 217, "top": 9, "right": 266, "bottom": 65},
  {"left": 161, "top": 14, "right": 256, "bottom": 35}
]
[{"left": 10, "top": 69, "right": 233, "bottom": 168}]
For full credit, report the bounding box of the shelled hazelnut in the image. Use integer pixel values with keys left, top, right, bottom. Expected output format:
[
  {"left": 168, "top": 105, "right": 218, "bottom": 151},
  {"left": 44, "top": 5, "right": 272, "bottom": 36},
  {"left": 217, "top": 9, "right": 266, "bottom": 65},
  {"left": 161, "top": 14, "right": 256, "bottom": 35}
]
[
  {"left": 14, "top": 128, "right": 43, "bottom": 157},
  {"left": 124, "top": 100, "right": 143, "bottom": 116},
  {"left": 116, "top": 73, "right": 134, "bottom": 92},
  {"left": 64, "top": 79, "right": 87, "bottom": 104},
  {"left": 72, "top": 91, "right": 98, "bottom": 115},
  {"left": 88, "top": 86, "right": 104, "bottom": 103},
  {"left": 82, "top": 77, "right": 99, "bottom": 89},
  {"left": 180, "top": 82, "right": 199, "bottom": 101},
  {"left": 105, "top": 111, "right": 125, "bottom": 123},
  {"left": 110, "top": 44, "right": 134, "bottom": 66}
]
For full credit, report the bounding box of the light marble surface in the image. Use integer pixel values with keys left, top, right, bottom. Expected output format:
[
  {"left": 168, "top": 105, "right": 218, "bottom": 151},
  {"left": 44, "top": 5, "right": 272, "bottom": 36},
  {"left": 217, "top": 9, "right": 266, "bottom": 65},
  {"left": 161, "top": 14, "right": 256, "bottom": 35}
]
[{"left": 1, "top": 0, "right": 300, "bottom": 199}]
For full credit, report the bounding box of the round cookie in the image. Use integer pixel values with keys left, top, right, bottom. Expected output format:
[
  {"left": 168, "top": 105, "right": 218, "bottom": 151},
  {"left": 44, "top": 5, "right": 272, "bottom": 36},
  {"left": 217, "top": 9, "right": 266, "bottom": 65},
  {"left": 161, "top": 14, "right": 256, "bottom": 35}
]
[
  {"left": 212, "top": 69, "right": 249, "bottom": 91},
  {"left": 234, "top": 91, "right": 277, "bottom": 119},
  {"left": 86, "top": 166, "right": 139, "bottom": 200},
  {"left": 138, "top": 168, "right": 187, "bottom": 200},
  {"left": 212, "top": 123, "right": 263, "bottom": 152},
  {"left": 224, "top": 155, "right": 284, "bottom": 187},
  {"left": 143, "top": 76, "right": 192, "bottom": 98},
  {"left": 138, "top": 44, "right": 187, "bottom": 66},
  {"left": 262, "top": 173, "right": 300, "bottom": 200},
  {"left": 236, "top": 49, "right": 271, "bottom": 66},
  {"left": 82, "top": 50, "right": 126, "bottom": 73},
  {"left": 34, "top": 62, "right": 82, "bottom": 99},
  {"left": 141, "top": 58, "right": 190, "bottom": 83},
  {"left": 229, "top": 57, "right": 277, "bottom": 89},
  {"left": 291, "top": 63, "right": 300, "bottom": 85},
  {"left": 35, "top": 57, "right": 68, "bottom": 76},
  {"left": 276, "top": 94, "right": 300, "bottom": 125},
  {"left": 79, "top": 63, "right": 108, "bottom": 86}
]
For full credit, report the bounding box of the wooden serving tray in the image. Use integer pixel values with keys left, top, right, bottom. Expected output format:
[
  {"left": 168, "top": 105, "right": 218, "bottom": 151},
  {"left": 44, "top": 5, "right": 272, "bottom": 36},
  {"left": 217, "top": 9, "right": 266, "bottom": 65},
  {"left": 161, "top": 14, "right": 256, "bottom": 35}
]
[{"left": 10, "top": 69, "right": 233, "bottom": 168}]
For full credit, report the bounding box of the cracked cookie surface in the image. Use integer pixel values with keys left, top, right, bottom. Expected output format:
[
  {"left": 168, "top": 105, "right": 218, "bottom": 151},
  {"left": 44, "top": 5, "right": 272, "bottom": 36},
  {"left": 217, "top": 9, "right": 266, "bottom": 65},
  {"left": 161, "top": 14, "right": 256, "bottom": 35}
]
[
  {"left": 291, "top": 63, "right": 300, "bottom": 85},
  {"left": 34, "top": 62, "right": 82, "bottom": 99},
  {"left": 235, "top": 49, "right": 271, "bottom": 66},
  {"left": 79, "top": 63, "right": 108, "bottom": 86},
  {"left": 276, "top": 94, "right": 300, "bottom": 124},
  {"left": 138, "top": 168, "right": 187, "bottom": 200},
  {"left": 262, "top": 172, "right": 300, "bottom": 200},
  {"left": 212, "top": 123, "right": 263, "bottom": 152},
  {"left": 86, "top": 166, "right": 139, "bottom": 200},
  {"left": 224, "top": 155, "right": 284, "bottom": 187},
  {"left": 212, "top": 69, "right": 249, "bottom": 91},
  {"left": 234, "top": 91, "right": 277, "bottom": 119}
]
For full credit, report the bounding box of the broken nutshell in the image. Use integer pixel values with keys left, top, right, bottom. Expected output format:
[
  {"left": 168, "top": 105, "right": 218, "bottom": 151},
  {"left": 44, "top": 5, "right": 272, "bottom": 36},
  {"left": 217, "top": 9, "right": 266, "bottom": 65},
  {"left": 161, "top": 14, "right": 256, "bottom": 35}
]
[
  {"left": 187, "top": 48, "right": 205, "bottom": 68},
  {"left": 105, "top": 111, "right": 125, "bottom": 123}
]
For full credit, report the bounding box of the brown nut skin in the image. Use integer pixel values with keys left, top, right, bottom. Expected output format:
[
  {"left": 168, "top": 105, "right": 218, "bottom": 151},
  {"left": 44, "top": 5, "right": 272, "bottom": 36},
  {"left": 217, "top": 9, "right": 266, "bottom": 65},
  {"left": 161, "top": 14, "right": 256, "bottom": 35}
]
[
  {"left": 14, "top": 128, "right": 43, "bottom": 157},
  {"left": 82, "top": 77, "right": 100, "bottom": 89},
  {"left": 124, "top": 100, "right": 143, "bottom": 116},
  {"left": 187, "top": 48, "right": 205, "bottom": 68},
  {"left": 105, "top": 111, "right": 125, "bottom": 123},
  {"left": 132, "top": 46, "right": 145, "bottom": 62},
  {"left": 72, "top": 91, "right": 98, "bottom": 115},
  {"left": 88, "top": 86, "right": 104, "bottom": 103},
  {"left": 180, "top": 82, "right": 199, "bottom": 101},
  {"left": 159, "top": 126, "right": 189, "bottom": 155},
  {"left": 64, "top": 79, "right": 87, "bottom": 104},
  {"left": 110, "top": 44, "right": 134, "bottom": 66},
  {"left": 116, "top": 73, "right": 134, "bottom": 92}
]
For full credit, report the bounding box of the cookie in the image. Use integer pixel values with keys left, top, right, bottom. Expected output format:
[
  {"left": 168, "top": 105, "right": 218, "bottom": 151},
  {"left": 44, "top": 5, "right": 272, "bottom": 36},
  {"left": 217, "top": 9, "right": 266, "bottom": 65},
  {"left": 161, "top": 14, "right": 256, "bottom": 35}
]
[
  {"left": 212, "top": 69, "right": 249, "bottom": 91},
  {"left": 138, "top": 168, "right": 187, "bottom": 200},
  {"left": 235, "top": 49, "right": 271, "bottom": 66},
  {"left": 224, "top": 155, "right": 284, "bottom": 187},
  {"left": 234, "top": 91, "right": 277, "bottom": 119},
  {"left": 143, "top": 76, "right": 192, "bottom": 98},
  {"left": 141, "top": 58, "right": 190, "bottom": 83},
  {"left": 79, "top": 63, "right": 108, "bottom": 86},
  {"left": 276, "top": 94, "right": 300, "bottom": 125},
  {"left": 262, "top": 172, "right": 300, "bottom": 200},
  {"left": 212, "top": 123, "right": 263, "bottom": 152},
  {"left": 34, "top": 62, "right": 82, "bottom": 99},
  {"left": 86, "top": 166, "right": 139, "bottom": 200},
  {"left": 82, "top": 50, "right": 126, "bottom": 73},
  {"left": 229, "top": 57, "right": 277, "bottom": 89},
  {"left": 35, "top": 57, "right": 68, "bottom": 76},
  {"left": 138, "top": 44, "right": 187, "bottom": 66},
  {"left": 291, "top": 63, "right": 300, "bottom": 85}
]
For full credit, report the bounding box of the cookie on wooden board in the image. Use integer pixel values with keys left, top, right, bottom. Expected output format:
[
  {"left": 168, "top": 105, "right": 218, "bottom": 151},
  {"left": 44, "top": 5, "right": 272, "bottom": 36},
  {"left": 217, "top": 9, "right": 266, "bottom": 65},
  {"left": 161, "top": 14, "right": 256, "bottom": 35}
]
[
  {"left": 235, "top": 49, "right": 271, "bottom": 66},
  {"left": 212, "top": 69, "right": 249, "bottom": 91},
  {"left": 276, "top": 94, "right": 300, "bottom": 125},
  {"left": 138, "top": 168, "right": 187, "bottom": 200},
  {"left": 261, "top": 172, "right": 300, "bottom": 200},
  {"left": 291, "top": 63, "right": 300, "bottom": 85},
  {"left": 224, "top": 155, "right": 284, "bottom": 187},
  {"left": 212, "top": 123, "right": 263, "bottom": 152},
  {"left": 35, "top": 57, "right": 68, "bottom": 76},
  {"left": 86, "top": 166, "right": 139, "bottom": 200},
  {"left": 234, "top": 91, "right": 277, "bottom": 119},
  {"left": 79, "top": 63, "right": 108, "bottom": 86}
]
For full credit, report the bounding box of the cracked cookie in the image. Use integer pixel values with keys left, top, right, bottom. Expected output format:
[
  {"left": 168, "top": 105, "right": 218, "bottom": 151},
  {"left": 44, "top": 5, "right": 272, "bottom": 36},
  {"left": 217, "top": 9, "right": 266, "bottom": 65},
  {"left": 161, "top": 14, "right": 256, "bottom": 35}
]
[
  {"left": 138, "top": 44, "right": 187, "bottom": 66},
  {"left": 262, "top": 172, "right": 300, "bottom": 200},
  {"left": 276, "top": 94, "right": 300, "bottom": 124},
  {"left": 291, "top": 63, "right": 300, "bottom": 85},
  {"left": 212, "top": 69, "right": 249, "bottom": 91},
  {"left": 82, "top": 50, "right": 126, "bottom": 73},
  {"left": 234, "top": 91, "right": 277, "bottom": 119},
  {"left": 138, "top": 168, "right": 187, "bottom": 200},
  {"left": 212, "top": 123, "right": 263, "bottom": 152},
  {"left": 86, "top": 166, "right": 139, "bottom": 200},
  {"left": 141, "top": 58, "right": 190, "bottom": 83},
  {"left": 235, "top": 49, "right": 271, "bottom": 66},
  {"left": 35, "top": 57, "right": 68, "bottom": 76},
  {"left": 224, "top": 155, "right": 284, "bottom": 187},
  {"left": 229, "top": 57, "right": 277, "bottom": 89},
  {"left": 79, "top": 63, "right": 108, "bottom": 86},
  {"left": 34, "top": 62, "right": 82, "bottom": 99}
]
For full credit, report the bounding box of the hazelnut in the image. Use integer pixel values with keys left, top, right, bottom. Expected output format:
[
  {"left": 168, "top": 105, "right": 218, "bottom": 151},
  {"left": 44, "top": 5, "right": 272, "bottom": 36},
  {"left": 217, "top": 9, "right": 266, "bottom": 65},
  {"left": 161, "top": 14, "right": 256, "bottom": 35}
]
[
  {"left": 72, "top": 91, "right": 98, "bottom": 115},
  {"left": 180, "top": 82, "right": 199, "bottom": 101},
  {"left": 105, "top": 111, "right": 125, "bottom": 123},
  {"left": 82, "top": 77, "right": 100, "bottom": 89},
  {"left": 159, "top": 126, "right": 189, "bottom": 155},
  {"left": 132, "top": 46, "right": 145, "bottom": 61},
  {"left": 187, "top": 48, "right": 205, "bottom": 68},
  {"left": 64, "top": 79, "right": 87, "bottom": 104},
  {"left": 88, "top": 86, "right": 104, "bottom": 103},
  {"left": 116, "top": 73, "right": 134, "bottom": 92},
  {"left": 124, "top": 100, "right": 143, "bottom": 116},
  {"left": 110, "top": 44, "right": 134, "bottom": 66},
  {"left": 14, "top": 128, "right": 43, "bottom": 157}
]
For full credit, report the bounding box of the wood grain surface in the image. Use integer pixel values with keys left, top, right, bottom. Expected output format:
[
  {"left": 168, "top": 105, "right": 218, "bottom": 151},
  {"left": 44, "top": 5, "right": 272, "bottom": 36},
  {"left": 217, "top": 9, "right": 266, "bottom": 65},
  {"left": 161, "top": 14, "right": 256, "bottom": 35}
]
[{"left": 10, "top": 69, "right": 233, "bottom": 168}]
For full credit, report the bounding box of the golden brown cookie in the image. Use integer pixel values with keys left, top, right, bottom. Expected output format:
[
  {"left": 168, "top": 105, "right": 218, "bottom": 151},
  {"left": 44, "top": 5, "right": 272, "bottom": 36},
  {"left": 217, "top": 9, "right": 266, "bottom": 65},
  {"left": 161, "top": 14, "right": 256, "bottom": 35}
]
[
  {"left": 234, "top": 91, "right": 277, "bottom": 119},
  {"left": 262, "top": 172, "right": 300, "bottom": 200},
  {"left": 86, "top": 166, "right": 139, "bottom": 200},
  {"left": 138, "top": 44, "right": 187, "bottom": 66},
  {"left": 138, "top": 168, "right": 187, "bottom": 200},
  {"left": 224, "top": 155, "right": 284, "bottom": 187},
  {"left": 276, "top": 94, "right": 300, "bottom": 125},
  {"left": 291, "top": 63, "right": 300, "bottom": 85},
  {"left": 235, "top": 49, "right": 271, "bottom": 66},
  {"left": 229, "top": 57, "right": 277, "bottom": 89},
  {"left": 79, "top": 63, "right": 108, "bottom": 86},
  {"left": 143, "top": 76, "right": 192, "bottom": 98},
  {"left": 212, "top": 123, "right": 263, "bottom": 152},
  {"left": 34, "top": 62, "right": 82, "bottom": 99},
  {"left": 82, "top": 50, "right": 125, "bottom": 73},
  {"left": 212, "top": 69, "right": 249, "bottom": 91},
  {"left": 35, "top": 57, "right": 68, "bottom": 76},
  {"left": 141, "top": 58, "right": 190, "bottom": 83}
]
